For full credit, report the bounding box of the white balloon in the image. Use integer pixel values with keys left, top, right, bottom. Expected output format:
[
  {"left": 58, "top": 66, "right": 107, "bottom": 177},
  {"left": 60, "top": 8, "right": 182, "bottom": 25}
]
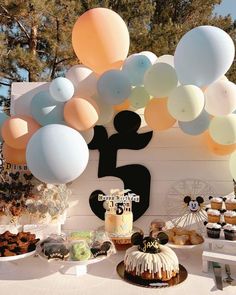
[
  {"left": 49, "top": 77, "right": 74, "bottom": 102},
  {"left": 66, "top": 65, "right": 97, "bottom": 99},
  {"left": 157, "top": 55, "right": 174, "bottom": 67},
  {"left": 168, "top": 85, "right": 205, "bottom": 122},
  {"left": 205, "top": 81, "right": 236, "bottom": 116},
  {"left": 174, "top": 26, "right": 235, "bottom": 87},
  {"left": 139, "top": 51, "right": 158, "bottom": 64},
  {"left": 26, "top": 124, "right": 89, "bottom": 184},
  {"left": 209, "top": 115, "right": 236, "bottom": 145}
]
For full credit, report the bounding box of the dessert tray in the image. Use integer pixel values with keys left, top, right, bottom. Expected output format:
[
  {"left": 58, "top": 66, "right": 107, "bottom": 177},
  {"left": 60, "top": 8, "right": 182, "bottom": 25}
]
[
  {"left": 167, "top": 241, "right": 204, "bottom": 249},
  {"left": 116, "top": 261, "right": 188, "bottom": 288},
  {"left": 0, "top": 250, "right": 36, "bottom": 262}
]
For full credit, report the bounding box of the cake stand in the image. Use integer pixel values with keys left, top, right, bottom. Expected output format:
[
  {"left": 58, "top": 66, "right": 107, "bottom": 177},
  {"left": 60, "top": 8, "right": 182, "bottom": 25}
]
[
  {"left": 37, "top": 250, "right": 113, "bottom": 277},
  {"left": 97, "top": 226, "right": 143, "bottom": 250}
]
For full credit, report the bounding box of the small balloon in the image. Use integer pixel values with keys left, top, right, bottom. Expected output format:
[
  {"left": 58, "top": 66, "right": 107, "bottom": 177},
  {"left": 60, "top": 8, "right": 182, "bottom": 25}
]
[
  {"left": 2, "top": 143, "right": 26, "bottom": 164},
  {"left": 49, "top": 77, "right": 74, "bottom": 102},
  {"left": 113, "top": 99, "right": 131, "bottom": 112},
  {"left": 31, "top": 91, "right": 65, "bottom": 126},
  {"left": 129, "top": 86, "right": 150, "bottom": 110},
  {"left": 144, "top": 63, "right": 178, "bottom": 98},
  {"left": 209, "top": 114, "right": 236, "bottom": 145},
  {"left": 144, "top": 98, "right": 176, "bottom": 131},
  {"left": 205, "top": 80, "right": 236, "bottom": 116},
  {"left": 204, "top": 131, "right": 236, "bottom": 156},
  {"left": 66, "top": 65, "right": 98, "bottom": 99},
  {"left": 2, "top": 115, "right": 40, "bottom": 149},
  {"left": 64, "top": 97, "right": 99, "bottom": 131},
  {"left": 97, "top": 70, "right": 131, "bottom": 105},
  {"left": 157, "top": 55, "right": 174, "bottom": 67},
  {"left": 168, "top": 85, "right": 205, "bottom": 122},
  {"left": 122, "top": 54, "right": 152, "bottom": 86},
  {"left": 139, "top": 51, "right": 158, "bottom": 64},
  {"left": 179, "top": 110, "right": 210, "bottom": 136}
]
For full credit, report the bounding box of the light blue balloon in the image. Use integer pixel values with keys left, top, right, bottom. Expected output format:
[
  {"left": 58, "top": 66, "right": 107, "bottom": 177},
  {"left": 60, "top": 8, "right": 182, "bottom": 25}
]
[
  {"left": 97, "top": 70, "right": 131, "bottom": 105},
  {"left": 0, "top": 111, "right": 9, "bottom": 142},
  {"left": 49, "top": 77, "right": 74, "bottom": 102},
  {"left": 174, "top": 26, "right": 235, "bottom": 87},
  {"left": 31, "top": 91, "right": 65, "bottom": 126},
  {"left": 179, "top": 110, "right": 210, "bottom": 135},
  {"left": 122, "top": 54, "right": 152, "bottom": 86},
  {"left": 26, "top": 124, "right": 89, "bottom": 184}
]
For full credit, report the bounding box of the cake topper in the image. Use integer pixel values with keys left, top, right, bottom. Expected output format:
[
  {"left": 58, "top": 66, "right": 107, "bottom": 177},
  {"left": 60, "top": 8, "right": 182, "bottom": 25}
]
[{"left": 131, "top": 231, "right": 169, "bottom": 254}]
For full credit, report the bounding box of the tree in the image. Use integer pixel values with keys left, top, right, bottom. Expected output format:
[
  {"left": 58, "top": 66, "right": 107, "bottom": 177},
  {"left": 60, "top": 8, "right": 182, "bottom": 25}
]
[{"left": 0, "top": 0, "right": 235, "bottom": 110}]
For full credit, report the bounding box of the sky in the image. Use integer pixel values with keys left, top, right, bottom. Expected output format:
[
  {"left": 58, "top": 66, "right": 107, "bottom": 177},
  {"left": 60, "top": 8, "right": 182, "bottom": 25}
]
[{"left": 0, "top": 0, "right": 236, "bottom": 98}]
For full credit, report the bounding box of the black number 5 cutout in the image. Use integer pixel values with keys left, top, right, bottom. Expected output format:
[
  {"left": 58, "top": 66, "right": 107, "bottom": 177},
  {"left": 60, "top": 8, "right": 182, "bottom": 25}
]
[{"left": 88, "top": 110, "right": 153, "bottom": 221}]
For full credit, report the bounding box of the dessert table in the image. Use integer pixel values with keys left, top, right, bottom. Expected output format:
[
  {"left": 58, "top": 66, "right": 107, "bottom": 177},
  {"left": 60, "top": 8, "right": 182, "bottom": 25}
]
[{"left": 0, "top": 244, "right": 235, "bottom": 295}]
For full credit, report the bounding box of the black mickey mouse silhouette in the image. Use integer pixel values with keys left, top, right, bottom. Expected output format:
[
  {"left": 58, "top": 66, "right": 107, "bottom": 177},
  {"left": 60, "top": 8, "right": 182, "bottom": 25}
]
[
  {"left": 131, "top": 231, "right": 169, "bottom": 254},
  {"left": 88, "top": 110, "right": 153, "bottom": 221},
  {"left": 184, "top": 196, "right": 204, "bottom": 212}
]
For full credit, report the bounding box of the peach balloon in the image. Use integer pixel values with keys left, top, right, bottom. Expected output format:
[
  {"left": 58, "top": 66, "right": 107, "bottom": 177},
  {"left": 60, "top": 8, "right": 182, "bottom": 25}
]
[
  {"left": 72, "top": 8, "right": 130, "bottom": 74},
  {"left": 144, "top": 98, "right": 176, "bottom": 131},
  {"left": 204, "top": 131, "right": 236, "bottom": 155},
  {"left": 2, "top": 143, "right": 26, "bottom": 164},
  {"left": 64, "top": 97, "right": 99, "bottom": 131},
  {"left": 113, "top": 99, "right": 131, "bottom": 112},
  {"left": 1, "top": 115, "right": 40, "bottom": 149}
]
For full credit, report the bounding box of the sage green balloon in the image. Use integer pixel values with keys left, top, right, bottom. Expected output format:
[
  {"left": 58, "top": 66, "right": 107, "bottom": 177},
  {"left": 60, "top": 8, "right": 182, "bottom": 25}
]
[
  {"left": 168, "top": 85, "right": 204, "bottom": 122},
  {"left": 144, "top": 62, "right": 178, "bottom": 98},
  {"left": 209, "top": 114, "right": 236, "bottom": 145},
  {"left": 129, "top": 86, "right": 150, "bottom": 110}
]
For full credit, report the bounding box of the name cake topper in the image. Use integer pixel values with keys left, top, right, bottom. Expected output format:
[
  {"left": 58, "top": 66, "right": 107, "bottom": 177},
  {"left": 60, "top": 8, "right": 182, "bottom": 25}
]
[{"left": 98, "top": 189, "right": 140, "bottom": 215}]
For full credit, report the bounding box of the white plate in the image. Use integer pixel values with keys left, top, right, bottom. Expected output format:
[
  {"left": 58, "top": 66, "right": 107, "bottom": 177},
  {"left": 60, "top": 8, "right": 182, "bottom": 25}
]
[
  {"left": 167, "top": 242, "right": 204, "bottom": 249},
  {"left": 0, "top": 250, "right": 36, "bottom": 262}
]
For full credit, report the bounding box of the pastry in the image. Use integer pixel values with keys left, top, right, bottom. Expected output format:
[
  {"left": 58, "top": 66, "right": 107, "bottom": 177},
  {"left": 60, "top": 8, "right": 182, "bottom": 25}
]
[
  {"left": 206, "top": 223, "right": 221, "bottom": 239},
  {"left": 70, "top": 241, "right": 91, "bottom": 261},
  {"left": 210, "top": 197, "right": 223, "bottom": 210},
  {"left": 124, "top": 232, "right": 179, "bottom": 281},
  {"left": 225, "top": 198, "right": 236, "bottom": 211},
  {"left": 91, "top": 241, "right": 112, "bottom": 258},
  {"left": 43, "top": 243, "right": 69, "bottom": 260},
  {"left": 172, "top": 234, "right": 189, "bottom": 245},
  {"left": 189, "top": 233, "right": 204, "bottom": 245},
  {"left": 224, "top": 210, "right": 236, "bottom": 225},
  {"left": 164, "top": 227, "right": 204, "bottom": 245},
  {"left": 68, "top": 231, "right": 94, "bottom": 244},
  {"left": 207, "top": 209, "right": 221, "bottom": 223},
  {"left": 223, "top": 224, "right": 236, "bottom": 241}
]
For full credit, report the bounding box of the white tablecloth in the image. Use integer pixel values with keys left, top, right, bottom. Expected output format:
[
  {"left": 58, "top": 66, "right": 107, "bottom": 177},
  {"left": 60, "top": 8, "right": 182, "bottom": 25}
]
[{"left": 0, "top": 246, "right": 236, "bottom": 295}]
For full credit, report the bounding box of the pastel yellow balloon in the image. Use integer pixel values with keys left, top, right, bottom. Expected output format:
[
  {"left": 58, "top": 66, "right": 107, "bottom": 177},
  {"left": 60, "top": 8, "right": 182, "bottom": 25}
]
[
  {"left": 168, "top": 85, "right": 204, "bottom": 122},
  {"left": 144, "top": 63, "right": 178, "bottom": 98},
  {"left": 209, "top": 114, "right": 236, "bottom": 145},
  {"left": 129, "top": 86, "right": 150, "bottom": 110}
]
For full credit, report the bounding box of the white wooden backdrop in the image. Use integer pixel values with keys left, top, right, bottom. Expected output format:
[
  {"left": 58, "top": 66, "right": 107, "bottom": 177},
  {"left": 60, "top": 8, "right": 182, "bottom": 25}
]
[{"left": 10, "top": 82, "right": 234, "bottom": 230}]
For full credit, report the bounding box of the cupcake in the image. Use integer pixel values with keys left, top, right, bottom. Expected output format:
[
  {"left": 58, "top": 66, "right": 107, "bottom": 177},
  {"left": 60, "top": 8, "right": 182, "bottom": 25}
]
[
  {"left": 224, "top": 211, "right": 236, "bottom": 225},
  {"left": 223, "top": 224, "right": 236, "bottom": 241},
  {"left": 210, "top": 197, "right": 223, "bottom": 210},
  {"left": 225, "top": 198, "right": 236, "bottom": 211},
  {"left": 206, "top": 223, "right": 221, "bottom": 239},
  {"left": 207, "top": 209, "right": 221, "bottom": 223}
]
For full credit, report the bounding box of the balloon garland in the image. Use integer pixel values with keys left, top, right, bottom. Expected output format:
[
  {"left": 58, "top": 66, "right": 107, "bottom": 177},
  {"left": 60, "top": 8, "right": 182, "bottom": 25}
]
[{"left": 0, "top": 7, "right": 235, "bottom": 184}]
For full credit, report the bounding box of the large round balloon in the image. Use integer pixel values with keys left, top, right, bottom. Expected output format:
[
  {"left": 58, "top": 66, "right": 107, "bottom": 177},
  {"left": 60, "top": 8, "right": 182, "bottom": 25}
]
[
  {"left": 26, "top": 124, "right": 89, "bottom": 184},
  {"left": 174, "top": 26, "right": 235, "bottom": 87},
  {"left": 168, "top": 85, "right": 205, "bottom": 122},
  {"left": 2, "top": 143, "right": 26, "bottom": 164},
  {"left": 49, "top": 77, "right": 74, "bottom": 102},
  {"left": 205, "top": 80, "right": 236, "bottom": 116},
  {"left": 144, "top": 63, "right": 178, "bottom": 98},
  {"left": 72, "top": 8, "right": 130, "bottom": 74},
  {"left": 65, "top": 65, "right": 98, "bottom": 99},
  {"left": 31, "top": 91, "right": 65, "bottom": 126},
  {"left": 0, "top": 111, "right": 9, "bottom": 142},
  {"left": 144, "top": 98, "right": 176, "bottom": 131},
  {"left": 122, "top": 54, "right": 152, "bottom": 86},
  {"left": 179, "top": 110, "right": 210, "bottom": 136},
  {"left": 129, "top": 86, "right": 150, "bottom": 110},
  {"left": 97, "top": 70, "right": 131, "bottom": 105},
  {"left": 64, "top": 97, "right": 99, "bottom": 131},
  {"left": 209, "top": 115, "right": 236, "bottom": 145},
  {"left": 204, "top": 131, "right": 236, "bottom": 156},
  {"left": 2, "top": 115, "right": 40, "bottom": 149}
]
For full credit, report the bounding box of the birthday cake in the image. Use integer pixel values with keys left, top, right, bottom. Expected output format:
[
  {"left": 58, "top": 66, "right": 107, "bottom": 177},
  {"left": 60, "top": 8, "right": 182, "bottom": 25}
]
[
  {"left": 124, "top": 232, "right": 179, "bottom": 281},
  {"left": 101, "top": 189, "right": 139, "bottom": 237}
]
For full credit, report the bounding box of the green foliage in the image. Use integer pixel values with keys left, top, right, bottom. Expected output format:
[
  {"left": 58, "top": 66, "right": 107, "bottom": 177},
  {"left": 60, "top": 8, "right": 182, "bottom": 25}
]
[{"left": 0, "top": 0, "right": 235, "bottom": 108}]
